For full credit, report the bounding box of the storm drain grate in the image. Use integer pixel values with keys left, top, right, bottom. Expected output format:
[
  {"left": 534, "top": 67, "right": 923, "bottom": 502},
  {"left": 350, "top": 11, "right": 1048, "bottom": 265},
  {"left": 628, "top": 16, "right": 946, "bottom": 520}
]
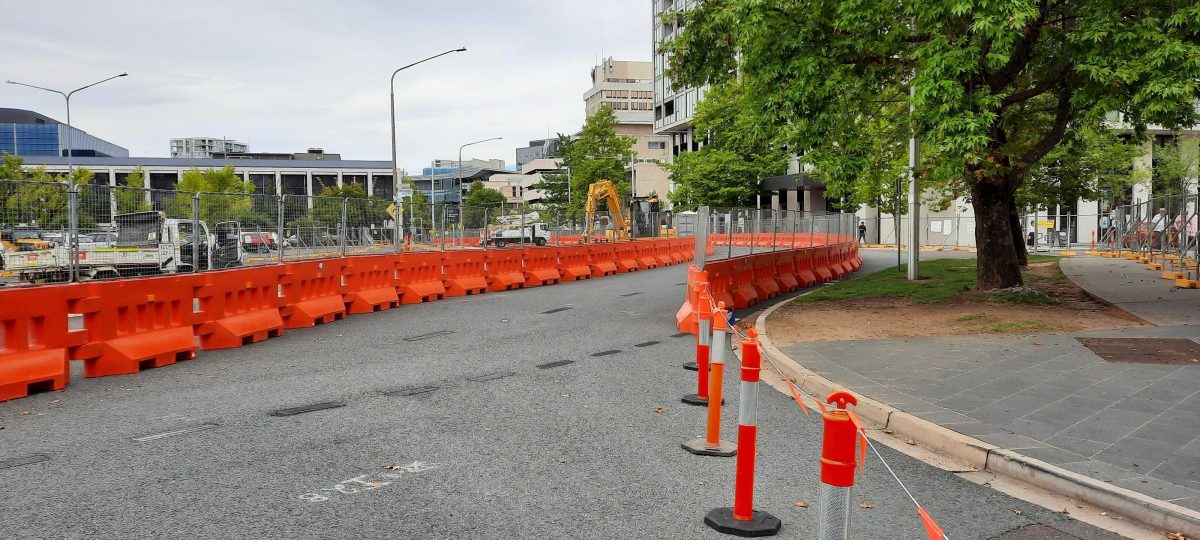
[
  {"left": 634, "top": 341, "right": 661, "bottom": 347},
  {"left": 542, "top": 307, "right": 572, "bottom": 314},
  {"left": 270, "top": 401, "right": 346, "bottom": 417},
  {"left": 383, "top": 385, "right": 438, "bottom": 397},
  {"left": 1077, "top": 337, "right": 1200, "bottom": 365},
  {"left": 404, "top": 330, "right": 454, "bottom": 342},
  {"left": 469, "top": 371, "right": 516, "bottom": 382},
  {"left": 0, "top": 454, "right": 49, "bottom": 470},
  {"left": 537, "top": 360, "right": 575, "bottom": 370}
]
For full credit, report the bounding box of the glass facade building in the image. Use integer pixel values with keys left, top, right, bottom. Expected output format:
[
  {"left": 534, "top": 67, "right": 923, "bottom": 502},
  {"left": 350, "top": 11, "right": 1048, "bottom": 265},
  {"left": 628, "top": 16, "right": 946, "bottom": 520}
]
[{"left": 0, "top": 109, "right": 129, "bottom": 158}]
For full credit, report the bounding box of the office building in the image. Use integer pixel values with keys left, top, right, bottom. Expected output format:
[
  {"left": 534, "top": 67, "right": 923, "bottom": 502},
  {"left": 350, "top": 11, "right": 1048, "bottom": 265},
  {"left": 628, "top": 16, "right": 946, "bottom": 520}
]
[
  {"left": 170, "top": 137, "right": 248, "bottom": 158},
  {"left": 584, "top": 57, "right": 673, "bottom": 205},
  {"left": 0, "top": 108, "right": 128, "bottom": 158},
  {"left": 212, "top": 148, "right": 342, "bottom": 161},
  {"left": 516, "top": 139, "right": 562, "bottom": 169},
  {"left": 651, "top": 1, "right": 705, "bottom": 157}
]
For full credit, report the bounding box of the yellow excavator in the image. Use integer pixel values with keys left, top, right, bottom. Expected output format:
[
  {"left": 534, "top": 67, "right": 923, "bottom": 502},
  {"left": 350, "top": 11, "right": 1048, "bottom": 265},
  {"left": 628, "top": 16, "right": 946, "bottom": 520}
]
[{"left": 581, "top": 180, "right": 629, "bottom": 244}]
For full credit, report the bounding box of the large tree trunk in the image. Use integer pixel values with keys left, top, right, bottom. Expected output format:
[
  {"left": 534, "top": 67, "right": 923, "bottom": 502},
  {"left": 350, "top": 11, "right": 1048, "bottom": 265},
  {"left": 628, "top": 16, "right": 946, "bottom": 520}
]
[
  {"left": 972, "top": 180, "right": 1024, "bottom": 289},
  {"left": 1009, "top": 198, "right": 1028, "bottom": 266}
]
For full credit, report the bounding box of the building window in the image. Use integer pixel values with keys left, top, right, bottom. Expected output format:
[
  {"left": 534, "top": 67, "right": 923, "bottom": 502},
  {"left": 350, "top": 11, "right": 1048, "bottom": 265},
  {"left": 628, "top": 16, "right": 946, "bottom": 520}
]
[{"left": 648, "top": 141, "right": 666, "bottom": 150}]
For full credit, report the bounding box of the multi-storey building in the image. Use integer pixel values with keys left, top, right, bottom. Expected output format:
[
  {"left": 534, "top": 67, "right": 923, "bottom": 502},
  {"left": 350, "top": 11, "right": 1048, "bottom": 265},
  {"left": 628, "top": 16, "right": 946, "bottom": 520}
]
[
  {"left": 651, "top": 0, "right": 704, "bottom": 158},
  {"left": 170, "top": 137, "right": 248, "bottom": 158},
  {"left": 0, "top": 108, "right": 128, "bottom": 158},
  {"left": 584, "top": 57, "right": 673, "bottom": 205},
  {"left": 515, "top": 139, "right": 562, "bottom": 169}
]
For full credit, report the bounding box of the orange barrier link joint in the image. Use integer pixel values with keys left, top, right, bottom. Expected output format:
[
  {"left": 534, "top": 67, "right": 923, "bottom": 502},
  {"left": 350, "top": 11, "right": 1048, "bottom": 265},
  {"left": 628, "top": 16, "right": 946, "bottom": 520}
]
[{"left": 819, "top": 390, "right": 861, "bottom": 488}]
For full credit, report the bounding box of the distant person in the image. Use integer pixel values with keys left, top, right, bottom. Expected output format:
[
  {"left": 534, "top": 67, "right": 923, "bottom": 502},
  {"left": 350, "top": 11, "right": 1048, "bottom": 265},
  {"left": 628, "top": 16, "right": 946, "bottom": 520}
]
[
  {"left": 857, "top": 221, "right": 867, "bottom": 243},
  {"left": 1152, "top": 207, "right": 1168, "bottom": 248},
  {"left": 1026, "top": 231, "right": 1035, "bottom": 247}
]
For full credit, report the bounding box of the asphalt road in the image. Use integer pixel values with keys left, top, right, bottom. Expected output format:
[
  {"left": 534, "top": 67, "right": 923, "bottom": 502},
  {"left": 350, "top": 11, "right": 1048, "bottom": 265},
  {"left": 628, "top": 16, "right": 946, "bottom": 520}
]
[{"left": 0, "top": 252, "right": 1125, "bottom": 539}]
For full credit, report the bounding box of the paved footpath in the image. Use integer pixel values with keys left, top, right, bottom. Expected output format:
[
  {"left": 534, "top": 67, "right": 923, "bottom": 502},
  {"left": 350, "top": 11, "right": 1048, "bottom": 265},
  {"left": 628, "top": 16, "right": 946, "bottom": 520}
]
[
  {"left": 775, "top": 250, "right": 1200, "bottom": 531},
  {"left": 0, "top": 251, "right": 1121, "bottom": 539}
]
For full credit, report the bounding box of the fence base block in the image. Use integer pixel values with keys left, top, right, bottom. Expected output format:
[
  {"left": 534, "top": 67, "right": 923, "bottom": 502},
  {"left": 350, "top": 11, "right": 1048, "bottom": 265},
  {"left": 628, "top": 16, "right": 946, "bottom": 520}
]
[
  {"left": 197, "top": 310, "right": 285, "bottom": 350},
  {"left": 0, "top": 350, "right": 68, "bottom": 403},
  {"left": 281, "top": 297, "right": 347, "bottom": 329},
  {"left": 704, "top": 508, "right": 781, "bottom": 537},
  {"left": 78, "top": 327, "right": 197, "bottom": 378},
  {"left": 344, "top": 288, "right": 400, "bottom": 314}
]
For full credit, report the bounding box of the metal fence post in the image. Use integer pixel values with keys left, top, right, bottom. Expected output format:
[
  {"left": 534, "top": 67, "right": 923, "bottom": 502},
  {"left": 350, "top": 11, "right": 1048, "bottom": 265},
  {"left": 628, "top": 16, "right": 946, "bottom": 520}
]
[
  {"left": 520, "top": 204, "right": 526, "bottom": 247},
  {"left": 727, "top": 211, "right": 734, "bottom": 259},
  {"left": 193, "top": 192, "right": 202, "bottom": 271},
  {"left": 693, "top": 206, "right": 709, "bottom": 269},
  {"left": 67, "top": 183, "right": 79, "bottom": 282},
  {"left": 749, "top": 211, "right": 756, "bottom": 255},
  {"left": 277, "top": 194, "right": 286, "bottom": 262},
  {"left": 771, "top": 209, "right": 778, "bottom": 251},
  {"left": 340, "top": 198, "right": 349, "bottom": 257}
]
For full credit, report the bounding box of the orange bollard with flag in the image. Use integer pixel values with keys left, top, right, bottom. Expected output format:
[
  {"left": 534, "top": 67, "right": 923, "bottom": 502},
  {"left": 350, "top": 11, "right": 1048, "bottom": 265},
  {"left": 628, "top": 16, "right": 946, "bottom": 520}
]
[
  {"left": 704, "top": 328, "right": 781, "bottom": 537},
  {"left": 682, "top": 301, "right": 736, "bottom": 457}
]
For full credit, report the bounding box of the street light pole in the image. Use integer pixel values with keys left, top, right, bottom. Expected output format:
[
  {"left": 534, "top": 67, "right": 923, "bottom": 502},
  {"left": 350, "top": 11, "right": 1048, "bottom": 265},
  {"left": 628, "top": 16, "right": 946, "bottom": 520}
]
[
  {"left": 457, "top": 136, "right": 502, "bottom": 202},
  {"left": 389, "top": 47, "right": 466, "bottom": 207},
  {"left": 7, "top": 72, "right": 128, "bottom": 185}
]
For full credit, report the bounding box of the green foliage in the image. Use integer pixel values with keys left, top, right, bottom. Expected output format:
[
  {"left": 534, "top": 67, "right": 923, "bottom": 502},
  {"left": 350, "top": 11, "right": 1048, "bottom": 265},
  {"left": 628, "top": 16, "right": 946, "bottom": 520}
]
[
  {"left": 1151, "top": 136, "right": 1199, "bottom": 200},
  {"left": 980, "top": 320, "right": 1057, "bottom": 333},
  {"left": 307, "top": 182, "right": 391, "bottom": 227},
  {"left": 164, "top": 166, "right": 261, "bottom": 225},
  {"left": 463, "top": 181, "right": 506, "bottom": 228},
  {"left": 1020, "top": 126, "right": 1145, "bottom": 211},
  {"left": 0, "top": 155, "right": 96, "bottom": 228},
  {"left": 114, "top": 167, "right": 152, "bottom": 214},
  {"left": 666, "top": 0, "right": 1200, "bottom": 287},
  {"left": 666, "top": 81, "right": 788, "bottom": 209},
  {"left": 532, "top": 107, "right": 636, "bottom": 219},
  {"left": 797, "top": 255, "right": 1061, "bottom": 303}
]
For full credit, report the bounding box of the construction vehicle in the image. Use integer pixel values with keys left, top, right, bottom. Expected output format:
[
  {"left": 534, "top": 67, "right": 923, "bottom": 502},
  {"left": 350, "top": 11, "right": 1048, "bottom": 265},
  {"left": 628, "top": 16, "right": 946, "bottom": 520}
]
[
  {"left": 486, "top": 221, "right": 550, "bottom": 247},
  {"left": 581, "top": 180, "right": 629, "bottom": 244},
  {"left": 0, "top": 211, "right": 243, "bottom": 283},
  {"left": 0, "top": 228, "right": 52, "bottom": 252}
]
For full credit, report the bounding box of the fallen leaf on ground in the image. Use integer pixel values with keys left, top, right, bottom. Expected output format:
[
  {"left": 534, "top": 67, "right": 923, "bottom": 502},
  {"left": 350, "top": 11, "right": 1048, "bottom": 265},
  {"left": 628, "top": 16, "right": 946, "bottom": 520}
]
[
  {"left": 795, "top": 501, "right": 808, "bottom": 508},
  {"left": 1164, "top": 532, "right": 1187, "bottom": 540},
  {"left": 858, "top": 502, "right": 874, "bottom": 509},
  {"left": 1012, "top": 509, "right": 1023, "bottom": 515},
  {"left": 905, "top": 439, "right": 917, "bottom": 445},
  {"left": 557, "top": 457, "right": 566, "bottom": 464},
  {"left": 19, "top": 411, "right": 30, "bottom": 416},
  {"left": 1099, "top": 512, "right": 1107, "bottom": 516},
  {"left": 1033, "top": 341, "right": 1043, "bottom": 346},
  {"left": 1056, "top": 508, "right": 1069, "bottom": 514},
  {"left": 883, "top": 429, "right": 895, "bottom": 434},
  {"left": 654, "top": 407, "right": 664, "bottom": 413}
]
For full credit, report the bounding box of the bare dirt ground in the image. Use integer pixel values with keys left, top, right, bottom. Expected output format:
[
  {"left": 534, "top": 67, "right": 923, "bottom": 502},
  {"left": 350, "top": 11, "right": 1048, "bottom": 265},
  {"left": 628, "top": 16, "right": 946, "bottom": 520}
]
[{"left": 767, "top": 262, "right": 1147, "bottom": 346}]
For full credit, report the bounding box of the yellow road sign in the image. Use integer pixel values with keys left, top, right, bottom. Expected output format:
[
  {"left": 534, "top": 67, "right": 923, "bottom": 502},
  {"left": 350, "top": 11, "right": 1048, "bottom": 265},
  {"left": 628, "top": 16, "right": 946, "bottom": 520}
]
[{"left": 387, "top": 203, "right": 398, "bottom": 219}]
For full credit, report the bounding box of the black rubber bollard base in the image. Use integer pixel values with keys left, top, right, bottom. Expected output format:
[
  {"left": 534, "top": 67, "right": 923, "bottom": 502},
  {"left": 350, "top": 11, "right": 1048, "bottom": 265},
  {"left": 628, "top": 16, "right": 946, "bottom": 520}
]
[
  {"left": 683, "top": 361, "right": 699, "bottom": 371},
  {"left": 681, "top": 393, "right": 724, "bottom": 406},
  {"left": 704, "top": 507, "right": 781, "bottom": 537},
  {"left": 682, "top": 437, "right": 736, "bottom": 457}
]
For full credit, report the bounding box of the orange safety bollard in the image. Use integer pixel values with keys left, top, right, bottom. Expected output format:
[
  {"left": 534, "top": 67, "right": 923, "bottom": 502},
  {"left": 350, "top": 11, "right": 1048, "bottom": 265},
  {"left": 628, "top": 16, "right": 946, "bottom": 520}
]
[
  {"left": 705, "top": 328, "right": 781, "bottom": 536},
  {"left": 682, "top": 288, "right": 714, "bottom": 405},
  {"left": 818, "top": 391, "right": 866, "bottom": 540},
  {"left": 682, "top": 302, "right": 736, "bottom": 457}
]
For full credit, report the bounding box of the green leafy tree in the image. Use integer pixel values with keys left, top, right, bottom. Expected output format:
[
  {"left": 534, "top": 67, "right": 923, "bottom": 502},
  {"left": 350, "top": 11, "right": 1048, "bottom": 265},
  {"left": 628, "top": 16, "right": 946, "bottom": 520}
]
[
  {"left": 463, "top": 181, "right": 507, "bottom": 228},
  {"left": 307, "top": 182, "right": 390, "bottom": 227},
  {"left": 1021, "top": 126, "right": 1145, "bottom": 213},
  {"left": 666, "top": 0, "right": 1200, "bottom": 289},
  {"left": 165, "top": 166, "right": 264, "bottom": 225},
  {"left": 1151, "top": 136, "right": 1199, "bottom": 201},
  {"left": 667, "top": 81, "right": 788, "bottom": 209},
  {"left": 114, "top": 166, "right": 152, "bottom": 214},
  {"left": 532, "top": 107, "right": 636, "bottom": 219},
  {"left": 0, "top": 155, "right": 96, "bottom": 229}
]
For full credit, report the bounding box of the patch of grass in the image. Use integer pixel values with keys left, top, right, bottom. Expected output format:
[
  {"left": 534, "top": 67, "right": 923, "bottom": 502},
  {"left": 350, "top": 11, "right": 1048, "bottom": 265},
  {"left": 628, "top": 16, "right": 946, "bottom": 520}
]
[
  {"left": 957, "top": 312, "right": 990, "bottom": 321},
  {"left": 980, "top": 320, "right": 1057, "bottom": 332},
  {"left": 798, "top": 257, "right": 978, "bottom": 304},
  {"left": 988, "top": 291, "right": 1061, "bottom": 305}
]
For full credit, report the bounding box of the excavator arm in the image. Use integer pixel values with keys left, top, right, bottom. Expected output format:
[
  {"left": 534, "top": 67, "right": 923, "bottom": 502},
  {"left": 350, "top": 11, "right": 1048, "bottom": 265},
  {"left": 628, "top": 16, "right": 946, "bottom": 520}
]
[{"left": 581, "top": 180, "right": 628, "bottom": 244}]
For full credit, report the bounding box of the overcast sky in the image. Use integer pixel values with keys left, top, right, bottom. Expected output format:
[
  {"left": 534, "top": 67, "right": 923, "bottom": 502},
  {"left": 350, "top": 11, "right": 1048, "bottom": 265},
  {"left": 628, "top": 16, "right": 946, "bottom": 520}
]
[{"left": 1, "top": 0, "right": 651, "bottom": 173}]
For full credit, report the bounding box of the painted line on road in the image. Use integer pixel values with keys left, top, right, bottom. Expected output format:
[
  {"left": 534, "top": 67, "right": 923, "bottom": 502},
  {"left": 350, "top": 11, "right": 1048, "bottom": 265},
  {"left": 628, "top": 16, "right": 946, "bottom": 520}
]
[
  {"left": 468, "top": 371, "right": 516, "bottom": 382},
  {"left": 537, "top": 360, "right": 575, "bottom": 370},
  {"left": 541, "top": 307, "right": 572, "bottom": 314},
  {"left": 634, "top": 341, "right": 661, "bottom": 347},
  {"left": 404, "top": 330, "right": 454, "bottom": 342},
  {"left": 270, "top": 401, "right": 346, "bottom": 417},
  {"left": 619, "top": 292, "right": 643, "bottom": 297},
  {"left": 133, "top": 422, "right": 220, "bottom": 442},
  {"left": 591, "top": 350, "right": 621, "bottom": 357},
  {"left": 383, "top": 385, "right": 438, "bottom": 397},
  {"left": 0, "top": 454, "right": 49, "bottom": 470}
]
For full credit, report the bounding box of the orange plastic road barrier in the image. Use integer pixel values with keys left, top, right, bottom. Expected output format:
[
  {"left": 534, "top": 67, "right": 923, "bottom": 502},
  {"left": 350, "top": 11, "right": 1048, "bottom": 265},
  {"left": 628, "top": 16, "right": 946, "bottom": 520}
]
[
  {"left": 704, "top": 328, "right": 781, "bottom": 536},
  {"left": 823, "top": 247, "right": 846, "bottom": 280},
  {"left": 773, "top": 251, "right": 800, "bottom": 292},
  {"left": 522, "top": 248, "right": 561, "bottom": 287},
  {"left": 195, "top": 265, "right": 288, "bottom": 350},
  {"left": 794, "top": 248, "right": 819, "bottom": 287},
  {"left": 704, "top": 260, "right": 737, "bottom": 310},
  {"left": 675, "top": 266, "right": 704, "bottom": 335},
  {"left": 836, "top": 244, "right": 854, "bottom": 275},
  {"left": 71, "top": 275, "right": 202, "bottom": 377},
  {"left": 587, "top": 244, "right": 618, "bottom": 277},
  {"left": 557, "top": 246, "right": 592, "bottom": 281},
  {"left": 485, "top": 250, "right": 525, "bottom": 292},
  {"left": 443, "top": 251, "right": 488, "bottom": 296},
  {"left": 397, "top": 252, "right": 446, "bottom": 303},
  {"left": 682, "top": 288, "right": 714, "bottom": 406},
  {"left": 730, "top": 257, "right": 759, "bottom": 309},
  {"left": 341, "top": 255, "right": 401, "bottom": 314},
  {"left": 813, "top": 247, "right": 835, "bottom": 282},
  {"left": 613, "top": 243, "right": 640, "bottom": 273},
  {"left": 652, "top": 242, "right": 674, "bottom": 267},
  {"left": 280, "top": 259, "right": 348, "bottom": 329},
  {"left": 0, "top": 284, "right": 87, "bottom": 402},
  {"left": 751, "top": 253, "right": 781, "bottom": 300},
  {"left": 683, "top": 302, "right": 736, "bottom": 456},
  {"left": 635, "top": 242, "right": 659, "bottom": 270}
]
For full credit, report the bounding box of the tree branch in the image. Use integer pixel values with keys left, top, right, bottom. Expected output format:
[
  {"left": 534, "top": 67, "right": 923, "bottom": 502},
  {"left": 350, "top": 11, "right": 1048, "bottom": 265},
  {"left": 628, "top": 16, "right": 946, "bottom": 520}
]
[
  {"left": 986, "top": 0, "right": 1050, "bottom": 93},
  {"left": 1019, "top": 83, "right": 1074, "bottom": 168},
  {"left": 1001, "top": 60, "right": 1073, "bottom": 109}
]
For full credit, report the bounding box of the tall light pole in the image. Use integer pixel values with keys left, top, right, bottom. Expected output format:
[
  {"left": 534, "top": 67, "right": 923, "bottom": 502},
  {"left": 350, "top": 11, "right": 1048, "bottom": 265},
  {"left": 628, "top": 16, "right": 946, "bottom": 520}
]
[
  {"left": 389, "top": 48, "right": 466, "bottom": 202},
  {"left": 7, "top": 72, "right": 128, "bottom": 185},
  {"left": 457, "top": 136, "right": 502, "bottom": 201}
]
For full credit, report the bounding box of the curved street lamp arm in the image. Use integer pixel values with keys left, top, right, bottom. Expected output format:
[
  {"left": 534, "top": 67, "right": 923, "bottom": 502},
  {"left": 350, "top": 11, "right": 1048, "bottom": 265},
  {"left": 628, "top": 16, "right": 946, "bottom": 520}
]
[
  {"left": 67, "top": 73, "right": 128, "bottom": 98},
  {"left": 5, "top": 80, "right": 67, "bottom": 98},
  {"left": 391, "top": 48, "right": 467, "bottom": 91}
]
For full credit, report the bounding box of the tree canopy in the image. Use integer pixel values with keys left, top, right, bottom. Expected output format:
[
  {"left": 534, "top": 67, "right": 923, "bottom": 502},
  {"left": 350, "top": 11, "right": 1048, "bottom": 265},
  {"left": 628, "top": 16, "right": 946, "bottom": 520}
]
[
  {"left": 532, "top": 106, "right": 636, "bottom": 219},
  {"left": 666, "top": 0, "right": 1200, "bottom": 288}
]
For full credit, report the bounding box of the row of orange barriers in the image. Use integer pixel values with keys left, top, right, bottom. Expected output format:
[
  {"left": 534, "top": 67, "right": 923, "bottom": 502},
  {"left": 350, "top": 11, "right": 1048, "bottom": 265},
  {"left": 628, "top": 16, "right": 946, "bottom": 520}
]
[
  {"left": 676, "top": 238, "right": 861, "bottom": 334},
  {"left": 708, "top": 232, "right": 849, "bottom": 249},
  {"left": 0, "top": 239, "right": 694, "bottom": 402}
]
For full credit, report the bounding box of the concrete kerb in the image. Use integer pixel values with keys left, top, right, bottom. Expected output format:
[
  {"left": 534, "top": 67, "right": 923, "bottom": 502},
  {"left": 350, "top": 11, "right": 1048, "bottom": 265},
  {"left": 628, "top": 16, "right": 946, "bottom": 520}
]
[{"left": 753, "top": 295, "right": 1200, "bottom": 538}]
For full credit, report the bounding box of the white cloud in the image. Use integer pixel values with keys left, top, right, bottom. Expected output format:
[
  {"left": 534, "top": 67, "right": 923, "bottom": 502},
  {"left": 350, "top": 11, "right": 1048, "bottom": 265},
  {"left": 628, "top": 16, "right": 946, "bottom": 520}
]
[{"left": 0, "top": 0, "right": 651, "bottom": 172}]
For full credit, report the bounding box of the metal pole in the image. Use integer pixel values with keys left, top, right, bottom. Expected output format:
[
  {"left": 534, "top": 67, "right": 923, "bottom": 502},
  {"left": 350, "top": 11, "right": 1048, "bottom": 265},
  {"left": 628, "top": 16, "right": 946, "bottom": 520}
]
[
  {"left": 727, "top": 211, "right": 734, "bottom": 260},
  {"left": 907, "top": 83, "right": 920, "bottom": 280},
  {"left": 340, "top": 198, "right": 349, "bottom": 257},
  {"left": 749, "top": 211, "right": 756, "bottom": 255},
  {"left": 771, "top": 209, "right": 778, "bottom": 251},
  {"left": 195, "top": 193, "right": 203, "bottom": 270},
  {"left": 67, "top": 184, "right": 78, "bottom": 282},
  {"left": 520, "top": 204, "right": 526, "bottom": 247},
  {"left": 278, "top": 194, "right": 287, "bottom": 262}
]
